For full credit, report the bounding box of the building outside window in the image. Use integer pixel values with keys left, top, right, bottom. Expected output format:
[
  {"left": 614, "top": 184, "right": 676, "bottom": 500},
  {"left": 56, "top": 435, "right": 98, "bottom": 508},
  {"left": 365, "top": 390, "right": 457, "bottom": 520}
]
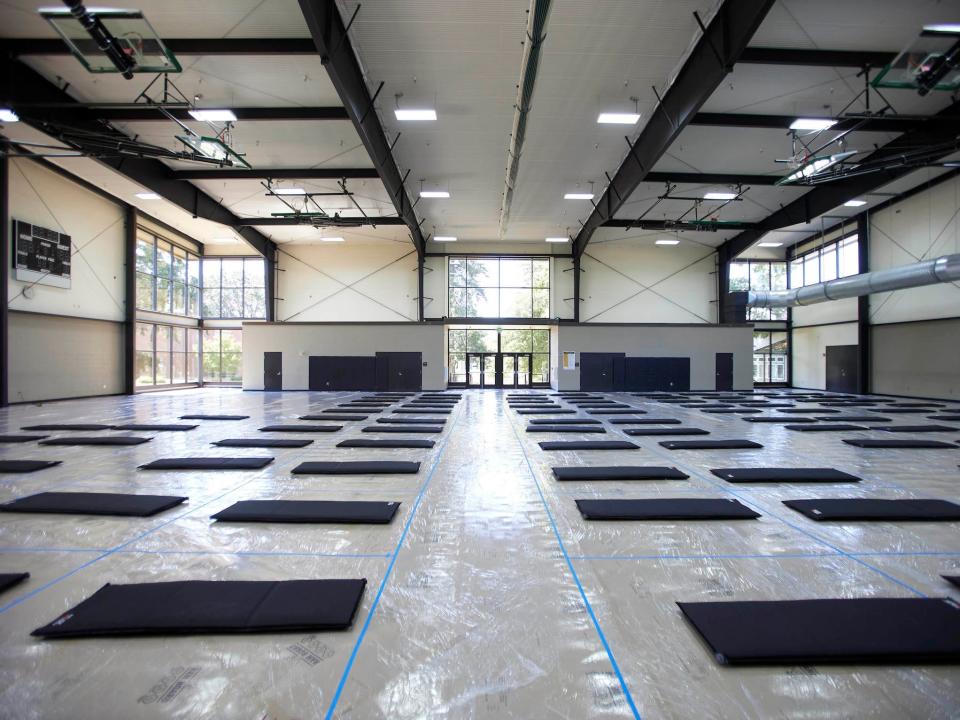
[
  {"left": 790, "top": 234, "right": 859, "bottom": 288},
  {"left": 448, "top": 328, "right": 550, "bottom": 385},
  {"left": 202, "top": 328, "right": 243, "bottom": 384},
  {"left": 135, "top": 322, "right": 200, "bottom": 388},
  {"left": 728, "top": 260, "right": 788, "bottom": 320},
  {"left": 135, "top": 230, "right": 200, "bottom": 317},
  {"left": 448, "top": 257, "right": 549, "bottom": 318},
  {"left": 753, "top": 330, "right": 788, "bottom": 384},
  {"left": 201, "top": 257, "right": 266, "bottom": 319}
]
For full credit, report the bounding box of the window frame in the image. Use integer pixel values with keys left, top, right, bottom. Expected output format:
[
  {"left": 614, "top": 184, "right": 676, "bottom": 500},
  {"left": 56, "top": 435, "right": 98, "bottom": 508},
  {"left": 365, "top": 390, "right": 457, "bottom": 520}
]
[
  {"left": 788, "top": 233, "right": 859, "bottom": 289},
  {"left": 201, "top": 256, "right": 266, "bottom": 320},
  {"left": 447, "top": 256, "right": 550, "bottom": 319},
  {"left": 134, "top": 228, "right": 201, "bottom": 318}
]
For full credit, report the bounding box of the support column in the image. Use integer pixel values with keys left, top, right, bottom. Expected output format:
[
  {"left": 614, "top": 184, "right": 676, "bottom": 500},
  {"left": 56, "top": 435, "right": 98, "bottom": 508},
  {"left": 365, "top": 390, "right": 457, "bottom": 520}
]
[
  {"left": 857, "top": 213, "right": 870, "bottom": 394},
  {"left": 417, "top": 255, "right": 425, "bottom": 322},
  {"left": 572, "top": 256, "right": 581, "bottom": 323},
  {"left": 123, "top": 205, "right": 137, "bottom": 394},
  {"left": 716, "top": 244, "right": 730, "bottom": 323},
  {"left": 0, "top": 155, "right": 8, "bottom": 406},
  {"left": 264, "top": 242, "right": 277, "bottom": 322}
]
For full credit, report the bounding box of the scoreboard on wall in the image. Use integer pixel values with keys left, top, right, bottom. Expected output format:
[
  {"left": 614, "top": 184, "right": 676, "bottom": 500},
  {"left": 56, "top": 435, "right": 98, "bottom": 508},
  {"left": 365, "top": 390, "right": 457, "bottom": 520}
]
[{"left": 12, "top": 219, "right": 72, "bottom": 289}]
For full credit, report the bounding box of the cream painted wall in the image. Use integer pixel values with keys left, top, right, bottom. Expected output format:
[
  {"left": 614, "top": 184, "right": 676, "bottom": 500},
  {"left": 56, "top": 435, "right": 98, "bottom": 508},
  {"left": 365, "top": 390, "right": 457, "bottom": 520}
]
[
  {"left": 791, "top": 322, "right": 858, "bottom": 390},
  {"left": 792, "top": 297, "right": 858, "bottom": 328}
]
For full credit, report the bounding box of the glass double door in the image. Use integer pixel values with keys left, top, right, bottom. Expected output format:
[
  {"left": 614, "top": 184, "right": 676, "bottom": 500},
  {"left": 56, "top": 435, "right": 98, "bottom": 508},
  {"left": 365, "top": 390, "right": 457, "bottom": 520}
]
[{"left": 466, "top": 353, "right": 532, "bottom": 388}]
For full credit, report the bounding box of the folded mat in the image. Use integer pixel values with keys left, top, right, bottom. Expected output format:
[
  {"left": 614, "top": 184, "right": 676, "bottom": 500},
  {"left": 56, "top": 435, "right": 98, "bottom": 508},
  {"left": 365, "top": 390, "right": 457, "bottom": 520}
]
[
  {"left": 1, "top": 492, "right": 186, "bottom": 517},
  {"left": 21, "top": 424, "right": 112, "bottom": 431},
  {"left": 783, "top": 498, "right": 960, "bottom": 521},
  {"left": 361, "top": 426, "right": 442, "bottom": 434},
  {"left": 376, "top": 417, "right": 446, "bottom": 424},
  {"left": 111, "top": 424, "right": 198, "bottom": 432},
  {"left": 529, "top": 418, "right": 602, "bottom": 425},
  {"left": 39, "top": 436, "right": 151, "bottom": 446},
  {"left": 624, "top": 427, "right": 709, "bottom": 436},
  {"left": 32, "top": 579, "right": 367, "bottom": 638},
  {"left": 538, "top": 440, "right": 639, "bottom": 450},
  {"left": 179, "top": 415, "right": 249, "bottom": 420},
  {"left": 212, "top": 500, "right": 400, "bottom": 524},
  {"left": 711, "top": 468, "right": 861, "bottom": 483},
  {"left": 213, "top": 438, "right": 313, "bottom": 448},
  {"left": 140, "top": 457, "right": 274, "bottom": 470},
  {"left": 258, "top": 425, "right": 342, "bottom": 433},
  {"left": 292, "top": 461, "right": 420, "bottom": 474},
  {"left": 785, "top": 424, "right": 869, "bottom": 432},
  {"left": 0, "top": 573, "right": 29, "bottom": 595},
  {"left": 299, "top": 415, "right": 368, "bottom": 421},
  {"left": 526, "top": 425, "right": 606, "bottom": 433},
  {"left": 337, "top": 438, "right": 435, "bottom": 449},
  {"left": 660, "top": 440, "right": 763, "bottom": 450},
  {"left": 0, "top": 435, "right": 48, "bottom": 443},
  {"left": 576, "top": 498, "right": 759, "bottom": 520},
  {"left": 553, "top": 466, "right": 688, "bottom": 481},
  {"left": 871, "top": 424, "right": 959, "bottom": 432},
  {"left": 608, "top": 418, "right": 682, "bottom": 425},
  {"left": 842, "top": 439, "right": 958, "bottom": 449},
  {"left": 677, "top": 597, "right": 960, "bottom": 665},
  {"left": 0, "top": 460, "right": 62, "bottom": 473}
]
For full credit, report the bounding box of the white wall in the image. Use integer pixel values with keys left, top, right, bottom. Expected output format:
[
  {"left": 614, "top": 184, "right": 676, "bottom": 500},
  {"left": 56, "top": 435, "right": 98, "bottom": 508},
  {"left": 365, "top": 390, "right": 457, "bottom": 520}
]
[
  {"left": 792, "top": 297, "right": 857, "bottom": 328},
  {"left": 791, "top": 322, "right": 858, "bottom": 390}
]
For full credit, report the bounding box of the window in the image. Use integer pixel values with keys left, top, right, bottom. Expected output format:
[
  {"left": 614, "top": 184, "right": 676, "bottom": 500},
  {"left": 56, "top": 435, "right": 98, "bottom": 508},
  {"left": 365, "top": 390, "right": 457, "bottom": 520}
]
[
  {"left": 135, "top": 322, "right": 200, "bottom": 388},
  {"left": 202, "top": 328, "right": 243, "bottom": 383},
  {"left": 752, "top": 330, "right": 788, "bottom": 384},
  {"left": 728, "top": 260, "right": 788, "bottom": 321},
  {"left": 448, "top": 257, "right": 549, "bottom": 318},
  {"left": 790, "top": 234, "right": 859, "bottom": 288},
  {"left": 135, "top": 231, "right": 200, "bottom": 317},
  {"left": 447, "top": 328, "right": 550, "bottom": 385},
  {"left": 202, "top": 257, "right": 266, "bottom": 319}
]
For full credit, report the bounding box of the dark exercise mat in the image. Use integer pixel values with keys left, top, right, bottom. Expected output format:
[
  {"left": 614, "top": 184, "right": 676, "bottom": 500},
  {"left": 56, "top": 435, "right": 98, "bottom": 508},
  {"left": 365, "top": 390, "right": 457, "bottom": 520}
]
[
  {"left": 529, "top": 418, "right": 602, "bottom": 425},
  {"left": 660, "top": 440, "right": 763, "bottom": 450},
  {"left": 32, "top": 579, "right": 367, "bottom": 639},
  {"left": 111, "top": 424, "right": 198, "bottom": 432},
  {"left": 876, "top": 408, "right": 926, "bottom": 414},
  {"left": 711, "top": 468, "right": 861, "bottom": 483},
  {"left": 553, "top": 466, "right": 688, "bottom": 481},
  {"left": 376, "top": 417, "right": 445, "bottom": 424},
  {"left": 0, "top": 573, "right": 29, "bottom": 595},
  {"left": 871, "top": 425, "right": 959, "bottom": 433},
  {"left": 928, "top": 415, "right": 960, "bottom": 421},
  {"left": 515, "top": 409, "right": 569, "bottom": 414},
  {"left": 819, "top": 415, "right": 892, "bottom": 422},
  {"left": 338, "top": 438, "right": 435, "bottom": 449},
  {"left": 394, "top": 409, "right": 451, "bottom": 415},
  {"left": 318, "top": 409, "right": 371, "bottom": 414},
  {"left": 608, "top": 418, "right": 681, "bottom": 424},
  {"left": 842, "top": 439, "right": 958, "bottom": 449},
  {"left": 526, "top": 425, "right": 606, "bottom": 433},
  {"left": 785, "top": 424, "right": 869, "bottom": 432},
  {"left": 677, "top": 597, "right": 960, "bottom": 665},
  {"left": 292, "top": 461, "right": 420, "bottom": 474},
  {"left": 212, "top": 500, "right": 400, "bottom": 524},
  {"left": 783, "top": 498, "right": 960, "bottom": 521},
  {"left": 0, "top": 492, "right": 187, "bottom": 517},
  {"left": 0, "top": 435, "right": 48, "bottom": 443},
  {"left": 703, "top": 409, "right": 762, "bottom": 414},
  {"left": 576, "top": 498, "right": 759, "bottom": 520},
  {"left": 887, "top": 403, "right": 946, "bottom": 408},
  {"left": 140, "top": 457, "right": 274, "bottom": 470},
  {"left": 743, "top": 417, "right": 817, "bottom": 424},
  {"left": 179, "top": 415, "right": 249, "bottom": 420},
  {"left": 258, "top": 425, "right": 342, "bottom": 433},
  {"left": 624, "top": 427, "right": 709, "bottom": 436},
  {"left": 773, "top": 408, "right": 829, "bottom": 414},
  {"left": 21, "top": 424, "right": 112, "bottom": 431},
  {"left": 39, "top": 436, "right": 152, "bottom": 446},
  {"left": 586, "top": 409, "right": 647, "bottom": 415},
  {"left": 538, "top": 440, "right": 639, "bottom": 450},
  {"left": 0, "top": 460, "right": 62, "bottom": 473},
  {"left": 361, "top": 426, "right": 442, "bottom": 434},
  {"left": 214, "top": 439, "right": 313, "bottom": 448},
  {"left": 300, "top": 415, "right": 368, "bottom": 421},
  {"left": 943, "top": 576, "right": 960, "bottom": 589}
]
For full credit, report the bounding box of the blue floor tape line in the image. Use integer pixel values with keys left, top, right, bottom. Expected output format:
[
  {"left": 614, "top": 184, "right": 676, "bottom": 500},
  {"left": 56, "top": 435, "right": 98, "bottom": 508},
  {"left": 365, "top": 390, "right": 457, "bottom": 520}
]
[
  {"left": 323, "top": 402, "right": 464, "bottom": 720},
  {"left": 509, "top": 414, "right": 642, "bottom": 720}
]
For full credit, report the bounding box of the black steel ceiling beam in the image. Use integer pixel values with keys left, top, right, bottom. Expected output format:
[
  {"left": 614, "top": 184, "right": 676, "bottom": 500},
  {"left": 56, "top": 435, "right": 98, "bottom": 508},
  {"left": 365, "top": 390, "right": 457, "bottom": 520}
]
[
  {"left": 0, "top": 58, "right": 277, "bottom": 258},
  {"left": 297, "top": 0, "right": 425, "bottom": 256},
  {"left": 171, "top": 167, "right": 380, "bottom": 180},
  {"left": 1, "top": 38, "right": 318, "bottom": 57},
  {"left": 690, "top": 112, "right": 945, "bottom": 134},
  {"left": 602, "top": 218, "right": 759, "bottom": 231},
  {"left": 92, "top": 106, "right": 348, "bottom": 122},
  {"left": 739, "top": 47, "right": 895, "bottom": 67},
  {"left": 645, "top": 171, "right": 778, "bottom": 186},
  {"left": 571, "top": 0, "right": 775, "bottom": 259},
  {"left": 719, "top": 99, "right": 960, "bottom": 258},
  {"left": 234, "top": 216, "right": 406, "bottom": 226}
]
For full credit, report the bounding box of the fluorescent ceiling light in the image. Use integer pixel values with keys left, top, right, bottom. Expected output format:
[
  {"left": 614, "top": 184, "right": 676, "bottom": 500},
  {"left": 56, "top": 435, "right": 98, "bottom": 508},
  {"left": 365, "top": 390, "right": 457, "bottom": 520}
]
[
  {"left": 703, "top": 192, "right": 737, "bottom": 200},
  {"left": 923, "top": 23, "right": 960, "bottom": 34},
  {"left": 655, "top": 239, "right": 679, "bottom": 245},
  {"left": 843, "top": 199, "right": 867, "bottom": 207},
  {"left": 433, "top": 236, "right": 457, "bottom": 242},
  {"left": 188, "top": 109, "right": 237, "bottom": 122},
  {"left": 395, "top": 108, "right": 437, "bottom": 121},
  {"left": 597, "top": 112, "right": 640, "bottom": 125},
  {"left": 0, "top": 108, "right": 19, "bottom": 122},
  {"left": 135, "top": 192, "right": 161, "bottom": 200},
  {"left": 564, "top": 192, "right": 594, "bottom": 200},
  {"left": 273, "top": 187, "right": 306, "bottom": 195},
  {"left": 545, "top": 237, "right": 568, "bottom": 243},
  {"left": 789, "top": 117, "right": 838, "bottom": 131},
  {"left": 757, "top": 242, "right": 783, "bottom": 247},
  {"left": 320, "top": 237, "right": 344, "bottom": 243},
  {"left": 420, "top": 191, "right": 450, "bottom": 198}
]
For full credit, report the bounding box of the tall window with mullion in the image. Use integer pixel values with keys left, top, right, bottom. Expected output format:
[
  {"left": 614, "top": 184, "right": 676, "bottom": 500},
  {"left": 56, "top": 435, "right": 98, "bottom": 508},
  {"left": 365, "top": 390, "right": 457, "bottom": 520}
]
[
  {"left": 135, "top": 231, "right": 201, "bottom": 317},
  {"left": 752, "top": 330, "right": 788, "bottom": 384},
  {"left": 501, "top": 329, "right": 551, "bottom": 384},
  {"left": 448, "top": 257, "right": 549, "bottom": 318},
  {"left": 728, "top": 260, "right": 788, "bottom": 320},
  {"left": 202, "top": 257, "right": 266, "bottom": 319},
  {"left": 202, "top": 328, "right": 243, "bottom": 383},
  {"left": 789, "top": 234, "right": 859, "bottom": 289},
  {"left": 135, "top": 322, "right": 200, "bottom": 388}
]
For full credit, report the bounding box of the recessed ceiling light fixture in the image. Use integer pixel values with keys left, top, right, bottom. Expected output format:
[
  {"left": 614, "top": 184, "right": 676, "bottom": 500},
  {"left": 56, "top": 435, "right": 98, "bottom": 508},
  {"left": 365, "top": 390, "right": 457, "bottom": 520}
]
[
  {"left": 0, "top": 108, "right": 19, "bottom": 122},
  {"left": 188, "top": 109, "right": 237, "bottom": 122},
  {"left": 420, "top": 191, "right": 450, "bottom": 198},
  {"left": 135, "top": 192, "right": 161, "bottom": 200},
  {"left": 320, "top": 236, "right": 345, "bottom": 243},
  {"left": 545, "top": 237, "right": 568, "bottom": 243},
  {"left": 597, "top": 112, "right": 640, "bottom": 125},
  {"left": 395, "top": 108, "right": 437, "bottom": 121},
  {"left": 757, "top": 241, "right": 783, "bottom": 247},
  {"left": 433, "top": 236, "right": 457, "bottom": 242},
  {"left": 843, "top": 199, "right": 867, "bottom": 207},
  {"left": 273, "top": 187, "right": 306, "bottom": 195},
  {"left": 923, "top": 23, "right": 960, "bottom": 34},
  {"left": 790, "top": 118, "right": 838, "bottom": 131},
  {"left": 655, "top": 239, "right": 679, "bottom": 246},
  {"left": 564, "top": 192, "right": 594, "bottom": 200},
  {"left": 703, "top": 192, "right": 737, "bottom": 201}
]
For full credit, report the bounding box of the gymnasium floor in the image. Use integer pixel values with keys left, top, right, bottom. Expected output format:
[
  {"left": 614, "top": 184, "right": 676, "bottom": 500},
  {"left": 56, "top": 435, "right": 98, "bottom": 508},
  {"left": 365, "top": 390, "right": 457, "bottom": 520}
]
[{"left": 0, "top": 387, "right": 959, "bottom": 719}]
